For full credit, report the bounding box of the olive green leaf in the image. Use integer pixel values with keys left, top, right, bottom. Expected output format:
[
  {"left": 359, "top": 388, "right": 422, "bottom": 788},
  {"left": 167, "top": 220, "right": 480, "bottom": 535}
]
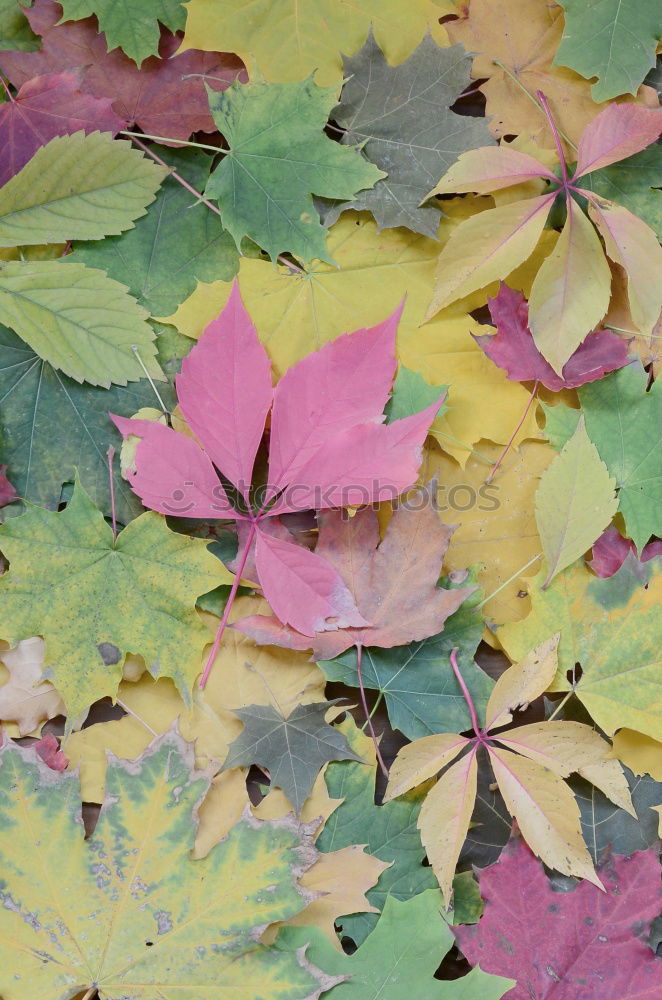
[{"left": 0, "top": 0, "right": 38, "bottom": 50}]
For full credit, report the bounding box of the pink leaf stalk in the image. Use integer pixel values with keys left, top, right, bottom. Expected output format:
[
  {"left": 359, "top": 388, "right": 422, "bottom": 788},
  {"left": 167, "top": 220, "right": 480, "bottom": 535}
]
[{"left": 112, "top": 281, "right": 444, "bottom": 686}]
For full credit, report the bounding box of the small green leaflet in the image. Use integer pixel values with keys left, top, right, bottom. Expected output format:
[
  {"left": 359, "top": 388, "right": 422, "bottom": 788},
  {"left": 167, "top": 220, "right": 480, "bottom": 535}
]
[
  {"left": 204, "top": 77, "right": 385, "bottom": 263},
  {"left": 277, "top": 891, "right": 513, "bottom": 999},
  {"left": 58, "top": 0, "right": 186, "bottom": 64},
  {"left": 0, "top": 259, "right": 163, "bottom": 386},
  {"left": 580, "top": 363, "right": 661, "bottom": 551},
  {"left": 0, "top": 323, "right": 175, "bottom": 522},
  {"left": 384, "top": 364, "right": 449, "bottom": 423},
  {"left": 222, "top": 702, "right": 362, "bottom": 814},
  {"left": 327, "top": 33, "right": 494, "bottom": 237},
  {"left": 70, "top": 148, "right": 239, "bottom": 316},
  {"left": 555, "top": 0, "right": 662, "bottom": 101},
  {"left": 536, "top": 416, "right": 618, "bottom": 588},
  {"left": 0, "top": 478, "right": 223, "bottom": 722},
  {"left": 0, "top": 132, "right": 167, "bottom": 248},
  {"left": 0, "top": 0, "right": 38, "bottom": 50},
  {"left": 541, "top": 400, "right": 582, "bottom": 451}
]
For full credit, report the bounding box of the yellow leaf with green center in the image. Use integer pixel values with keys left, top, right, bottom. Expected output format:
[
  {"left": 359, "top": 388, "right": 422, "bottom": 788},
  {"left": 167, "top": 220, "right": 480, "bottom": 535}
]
[
  {"left": 162, "top": 208, "right": 545, "bottom": 465},
  {"left": 180, "top": 0, "right": 453, "bottom": 85},
  {"left": 0, "top": 479, "right": 224, "bottom": 724},
  {"left": 0, "top": 731, "right": 330, "bottom": 999},
  {"left": 499, "top": 558, "right": 662, "bottom": 739}
]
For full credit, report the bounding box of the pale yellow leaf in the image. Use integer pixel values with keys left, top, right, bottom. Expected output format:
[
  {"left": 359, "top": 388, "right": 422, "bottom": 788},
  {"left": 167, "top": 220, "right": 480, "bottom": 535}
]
[
  {"left": 489, "top": 745, "right": 601, "bottom": 886},
  {"left": 193, "top": 768, "right": 251, "bottom": 859},
  {"left": 425, "top": 195, "right": 552, "bottom": 318},
  {"left": 484, "top": 635, "right": 559, "bottom": 731},
  {"left": 0, "top": 637, "right": 64, "bottom": 737},
  {"left": 576, "top": 759, "right": 636, "bottom": 816},
  {"left": 418, "top": 747, "right": 478, "bottom": 905},
  {"left": 384, "top": 733, "right": 470, "bottom": 801},
  {"left": 529, "top": 199, "right": 612, "bottom": 374},
  {"left": 253, "top": 767, "right": 343, "bottom": 836},
  {"left": 495, "top": 720, "right": 612, "bottom": 776},
  {"left": 609, "top": 729, "right": 662, "bottom": 782}
]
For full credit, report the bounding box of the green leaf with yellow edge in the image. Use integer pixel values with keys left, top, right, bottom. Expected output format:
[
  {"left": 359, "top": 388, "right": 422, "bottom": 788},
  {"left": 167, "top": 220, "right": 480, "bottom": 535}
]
[
  {"left": 0, "top": 260, "right": 163, "bottom": 387},
  {"left": 536, "top": 416, "right": 618, "bottom": 588},
  {"left": 0, "top": 132, "right": 167, "bottom": 248},
  {"left": 276, "top": 890, "right": 513, "bottom": 999},
  {"left": 0, "top": 478, "right": 224, "bottom": 724},
  {"left": 162, "top": 208, "right": 546, "bottom": 465},
  {"left": 0, "top": 731, "right": 330, "bottom": 999},
  {"left": 180, "top": 0, "right": 453, "bottom": 86},
  {"left": 59, "top": 0, "right": 186, "bottom": 64},
  {"left": 0, "top": 0, "right": 38, "bottom": 50},
  {"left": 499, "top": 557, "right": 662, "bottom": 739},
  {"left": 204, "top": 78, "right": 384, "bottom": 264}
]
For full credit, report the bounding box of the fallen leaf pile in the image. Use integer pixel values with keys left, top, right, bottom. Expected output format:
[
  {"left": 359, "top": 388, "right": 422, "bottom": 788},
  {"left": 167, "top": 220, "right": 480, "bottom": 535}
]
[{"left": 0, "top": 2, "right": 660, "bottom": 998}]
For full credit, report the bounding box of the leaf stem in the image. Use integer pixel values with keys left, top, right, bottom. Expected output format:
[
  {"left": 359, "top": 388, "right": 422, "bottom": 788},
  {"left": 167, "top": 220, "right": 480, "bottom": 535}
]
[
  {"left": 129, "top": 345, "right": 169, "bottom": 412},
  {"left": 124, "top": 132, "right": 306, "bottom": 274},
  {"left": 486, "top": 379, "right": 539, "bottom": 484},
  {"left": 547, "top": 688, "right": 574, "bottom": 722},
  {"left": 536, "top": 91, "right": 568, "bottom": 184},
  {"left": 0, "top": 76, "right": 14, "bottom": 102},
  {"left": 356, "top": 643, "right": 389, "bottom": 778},
  {"left": 199, "top": 521, "right": 257, "bottom": 687},
  {"left": 492, "top": 61, "right": 578, "bottom": 152},
  {"left": 361, "top": 690, "right": 384, "bottom": 728},
  {"left": 449, "top": 648, "right": 483, "bottom": 739},
  {"left": 476, "top": 552, "right": 542, "bottom": 610},
  {"left": 106, "top": 446, "right": 117, "bottom": 541},
  {"left": 115, "top": 698, "right": 159, "bottom": 738},
  {"left": 119, "top": 129, "right": 224, "bottom": 153}
]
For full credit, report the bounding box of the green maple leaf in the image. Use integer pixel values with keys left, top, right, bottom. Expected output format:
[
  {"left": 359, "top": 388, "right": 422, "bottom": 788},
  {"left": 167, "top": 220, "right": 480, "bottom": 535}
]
[
  {"left": 325, "top": 32, "right": 494, "bottom": 237},
  {"left": 204, "top": 76, "right": 385, "bottom": 263},
  {"left": 277, "top": 891, "right": 513, "bottom": 999},
  {"left": 0, "top": 732, "right": 328, "bottom": 999},
  {"left": 58, "top": 0, "right": 186, "bottom": 64},
  {"left": 318, "top": 586, "right": 493, "bottom": 741},
  {"left": 70, "top": 149, "right": 239, "bottom": 317},
  {"left": 384, "top": 364, "right": 449, "bottom": 423},
  {"left": 0, "top": 479, "right": 223, "bottom": 722},
  {"left": 222, "top": 702, "right": 362, "bottom": 814},
  {"left": 555, "top": 0, "right": 662, "bottom": 101},
  {"left": 0, "top": 324, "right": 176, "bottom": 524},
  {"left": 579, "top": 363, "right": 661, "bottom": 551}
]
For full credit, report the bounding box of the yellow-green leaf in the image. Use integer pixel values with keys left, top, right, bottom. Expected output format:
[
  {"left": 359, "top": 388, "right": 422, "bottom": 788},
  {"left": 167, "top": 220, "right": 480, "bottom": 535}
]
[
  {"left": 0, "top": 259, "right": 162, "bottom": 386},
  {"left": 0, "top": 732, "right": 329, "bottom": 999},
  {"left": 0, "top": 131, "right": 167, "bottom": 247},
  {"left": 536, "top": 416, "right": 618, "bottom": 588},
  {"left": 0, "top": 478, "right": 223, "bottom": 723},
  {"left": 528, "top": 199, "right": 612, "bottom": 374}
]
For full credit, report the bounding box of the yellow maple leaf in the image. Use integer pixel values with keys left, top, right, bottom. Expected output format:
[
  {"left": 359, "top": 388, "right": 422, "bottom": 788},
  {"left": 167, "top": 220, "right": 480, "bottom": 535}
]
[
  {"left": 163, "top": 208, "right": 546, "bottom": 465},
  {"left": 609, "top": 730, "right": 662, "bottom": 782},
  {"left": 180, "top": 0, "right": 453, "bottom": 85}
]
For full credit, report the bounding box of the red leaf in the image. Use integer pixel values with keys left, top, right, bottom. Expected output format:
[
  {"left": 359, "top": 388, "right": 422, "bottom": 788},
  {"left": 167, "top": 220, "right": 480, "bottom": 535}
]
[
  {"left": 475, "top": 284, "right": 630, "bottom": 390},
  {"left": 34, "top": 733, "right": 68, "bottom": 773},
  {"left": 455, "top": 837, "right": 662, "bottom": 1000},
  {"left": 589, "top": 526, "right": 662, "bottom": 578},
  {"left": 0, "top": 0, "right": 246, "bottom": 143},
  {"left": 573, "top": 104, "right": 662, "bottom": 179},
  {"left": 0, "top": 466, "right": 18, "bottom": 507},
  {"left": 0, "top": 71, "right": 122, "bottom": 185}
]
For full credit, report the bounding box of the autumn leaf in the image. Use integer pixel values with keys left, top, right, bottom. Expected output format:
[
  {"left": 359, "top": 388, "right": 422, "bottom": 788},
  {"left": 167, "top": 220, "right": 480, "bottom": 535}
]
[
  {"left": 324, "top": 31, "right": 494, "bottom": 236},
  {"left": 0, "top": 0, "right": 246, "bottom": 142},
  {"left": 58, "top": 0, "right": 186, "bottom": 65},
  {"left": 455, "top": 837, "right": 662, "bottom": 1000},
  {"left": 0, "top": 477, "right": 224, "bottom": 722},
  {"left": 0, "top": 636, "right": 64, "bottom": 735},
  {"left": 0, "top": 731, "right": 332, "bottom": 998},
  {"left": 589, "top": 526, "right": 662, "bottom": 578},
  {"left": 0, "top": 461, "right": 16, "bottom": 506},
  {"left": 180, "top": 0, "right": 452, "bottom": 86},
  {"left": 0, "top": 69, "right": 122, "bottom": 184},
  {"left": 277, "top": 890, "right": 514, "bottom": 999},
  {"left": 203, "top": 77, "right": 384, "bottom": 263},
  {"left": 221, "top": 701, "right": 362, "bottom": 814}
]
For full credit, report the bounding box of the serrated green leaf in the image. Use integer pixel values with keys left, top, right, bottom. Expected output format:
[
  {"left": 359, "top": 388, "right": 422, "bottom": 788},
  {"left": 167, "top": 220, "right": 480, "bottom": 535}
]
[
  {"left": 0, "top": 259, "right": 163, "bottom": 386},
  {"left": 326, "top": 33, "right": 495, "bottom": 236},
  {"left": 0, "top": 323, "right": 175, "bottom": 523},
  {"left": 555, "top": 0, "right": 662, "bottom": 101},
  {"left": 58, "top": 0, "right": 186, "bottom": 64},
  {"left": 0, "top": 0, "right": 38, "bottom": 50},
  {"left": 384, "top": 364, "right": 449, "bottom": 423},
  {"left": 204, "top": 77, "right": 385, "bottom": 263},
  {"left": 541, "top": 400, "right": 582, "bottom": 451},
  {"left": 0, "top": 132, "right": 167, "bottom": 248},
  {"left": 222, "top": 702, "right": 362, "bottom": 814},
  {"left": 579, "top": 145, "right": 662, "bottom": 239},
  {"left": 536, "top": 416, "right": 618, "bottom": 587},
  {"left": 0, "top": 478, "right": 223, "bottom": 722},
  {"left": 277, "top": 891, "right": 513, "bottom": 999},
  {"left": 579, "top": 363, "right": 662, "bottom": 551},
  {"left": 69, "top": 148, "right": 239, "bottom": 315},
  {"left": 0, "top": 733, "right": 326, "bottom": 999}
]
